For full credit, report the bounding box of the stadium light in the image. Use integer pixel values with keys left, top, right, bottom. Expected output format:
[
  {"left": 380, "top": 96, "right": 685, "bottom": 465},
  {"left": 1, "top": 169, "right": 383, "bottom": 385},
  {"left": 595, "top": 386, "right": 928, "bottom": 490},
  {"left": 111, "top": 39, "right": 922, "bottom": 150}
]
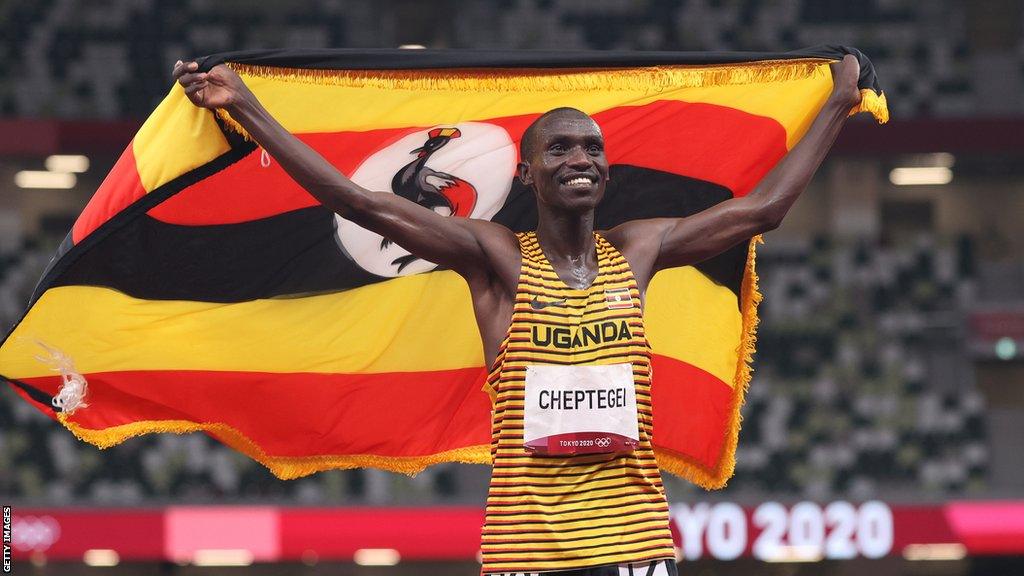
[
  {"left": 14, "top": 171, "right": 76, "bottom": 189},
  {"left": 995, "top": 337, "right": 1017, "bottom": 360},
  {"left": 354, "top": 548, "right": 401, "bottom": 566},
  {"left": 45, "top": 154, "right": 90, "bottom": 173},
  {"left": 902, "top": 543, "right": 967, "bottom": 561},
  {"left": 83, "top": 549, "right": 119, "bottom": 567},
  {"left": 930, "top": 152, "right": 955, "bottom": 167},
  {"left": 191, "top": 549, "right": 254, "bottom": 566},
  {"left": 889, "top": 166, "right": 953, "bottom": 186},
  {"left": 761, "top": 545, "right": 823, "bottom": 563}
]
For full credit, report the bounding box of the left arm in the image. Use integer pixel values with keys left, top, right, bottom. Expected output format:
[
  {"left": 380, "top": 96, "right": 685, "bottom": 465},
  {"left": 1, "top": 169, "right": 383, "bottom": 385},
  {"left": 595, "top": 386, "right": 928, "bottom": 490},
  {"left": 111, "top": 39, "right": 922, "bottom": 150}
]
[{"left": 608, "top": 54, "right": 863, "bottom": 290}]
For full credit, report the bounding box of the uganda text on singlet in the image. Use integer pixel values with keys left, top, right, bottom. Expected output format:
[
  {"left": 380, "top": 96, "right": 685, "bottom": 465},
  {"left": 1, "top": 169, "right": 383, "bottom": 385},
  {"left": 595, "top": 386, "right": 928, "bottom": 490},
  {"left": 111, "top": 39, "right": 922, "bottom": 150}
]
[{"left": 480, "top": 232, "right": 675, "bottom": 574}]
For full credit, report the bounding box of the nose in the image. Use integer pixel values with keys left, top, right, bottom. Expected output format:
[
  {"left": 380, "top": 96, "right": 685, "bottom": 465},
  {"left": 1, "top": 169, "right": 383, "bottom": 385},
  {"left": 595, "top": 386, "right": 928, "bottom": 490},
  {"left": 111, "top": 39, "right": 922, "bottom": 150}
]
[{"left": 565, "top": 145, "right": 591, "bottom": 168}]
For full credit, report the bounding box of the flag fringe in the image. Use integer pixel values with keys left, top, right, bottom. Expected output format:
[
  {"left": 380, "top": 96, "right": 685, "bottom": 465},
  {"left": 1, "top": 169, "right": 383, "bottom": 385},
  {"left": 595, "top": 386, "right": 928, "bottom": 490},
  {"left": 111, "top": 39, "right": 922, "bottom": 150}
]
[
  {"left": 56, "top": 413, "right": 491, "bottom": 479},
  {"left": 215, "top": 59, "right": 843, "bottom": 139},
  {"left": 229, "top": 59, "right": 832, "bottom": 92},
  {"left": 216, "top": 60, "right": 889, "bottom": 140},
  {"left": 655, "top": 235, "right": 763, "bottom": 489},
  {"left": 851, "top": 88, "right": 889, "bottom": 123}
]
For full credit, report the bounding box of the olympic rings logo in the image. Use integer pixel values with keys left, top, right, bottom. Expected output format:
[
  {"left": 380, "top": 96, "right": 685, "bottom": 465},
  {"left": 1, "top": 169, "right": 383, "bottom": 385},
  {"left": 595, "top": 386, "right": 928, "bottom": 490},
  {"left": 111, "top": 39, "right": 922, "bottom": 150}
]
[
  {"left": 595, "top": 437, "right": 611, "bottom": 448},
  {"left": 11, "top": 515, "right": 61, "bottom": 551}
]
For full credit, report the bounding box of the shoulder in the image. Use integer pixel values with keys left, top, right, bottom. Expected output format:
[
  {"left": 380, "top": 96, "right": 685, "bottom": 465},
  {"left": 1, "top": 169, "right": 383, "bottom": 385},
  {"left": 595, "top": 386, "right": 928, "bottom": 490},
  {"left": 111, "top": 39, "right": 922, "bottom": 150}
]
[
  {"left": 460, "top": 218, "right": 521, "bottom": 256},
  {"left": 602, "top": 218, "right": 675, "bottom": 253},
  {"left": 601, "top": 219, "right": 677, "bottom": 293}
]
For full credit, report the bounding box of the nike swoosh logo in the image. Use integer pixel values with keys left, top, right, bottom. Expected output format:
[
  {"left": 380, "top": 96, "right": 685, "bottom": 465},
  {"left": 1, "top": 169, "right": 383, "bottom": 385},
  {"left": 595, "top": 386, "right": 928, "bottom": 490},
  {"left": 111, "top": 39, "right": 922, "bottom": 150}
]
[{"left": 530, "top": 296, "right": 568, "bottom": 310}]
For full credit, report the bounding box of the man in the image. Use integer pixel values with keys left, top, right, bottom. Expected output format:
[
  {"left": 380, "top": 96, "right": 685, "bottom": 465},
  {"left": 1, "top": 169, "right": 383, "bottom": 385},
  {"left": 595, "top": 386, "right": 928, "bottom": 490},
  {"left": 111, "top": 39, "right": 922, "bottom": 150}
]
[{"left": 174, "top": 54, "right": 860, "bottom": 575}]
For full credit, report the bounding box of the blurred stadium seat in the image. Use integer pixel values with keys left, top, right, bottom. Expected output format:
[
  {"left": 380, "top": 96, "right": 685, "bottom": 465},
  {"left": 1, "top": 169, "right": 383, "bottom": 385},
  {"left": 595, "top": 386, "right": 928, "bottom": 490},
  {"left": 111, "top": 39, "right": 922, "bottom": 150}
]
[{"left": 0, "top": 0, "right": 1013, "bottom": 119}]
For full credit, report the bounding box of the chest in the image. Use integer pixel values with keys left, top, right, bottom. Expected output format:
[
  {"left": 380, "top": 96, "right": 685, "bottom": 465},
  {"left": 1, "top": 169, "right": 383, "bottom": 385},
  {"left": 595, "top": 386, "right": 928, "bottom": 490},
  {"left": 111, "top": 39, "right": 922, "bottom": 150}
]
[{"left": 516, "top": 265, "right": 643, "bottom": 353}]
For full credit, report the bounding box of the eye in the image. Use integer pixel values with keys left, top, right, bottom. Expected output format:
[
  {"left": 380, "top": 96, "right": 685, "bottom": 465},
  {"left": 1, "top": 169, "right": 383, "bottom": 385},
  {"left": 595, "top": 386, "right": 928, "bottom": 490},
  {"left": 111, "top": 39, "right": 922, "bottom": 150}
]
[
  {"left": 548, "top": 143, "right": 566, "bottom": 154},
  {"left": 587, "top": 144, "right": 603, "bottom": 154}
]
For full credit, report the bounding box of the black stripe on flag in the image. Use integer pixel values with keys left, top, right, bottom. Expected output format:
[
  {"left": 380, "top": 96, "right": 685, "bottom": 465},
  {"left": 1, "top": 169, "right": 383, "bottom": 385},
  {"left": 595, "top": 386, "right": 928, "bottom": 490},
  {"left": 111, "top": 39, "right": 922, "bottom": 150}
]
[{"left": 53, "top": 165, "right": 747, "bottom": 303}]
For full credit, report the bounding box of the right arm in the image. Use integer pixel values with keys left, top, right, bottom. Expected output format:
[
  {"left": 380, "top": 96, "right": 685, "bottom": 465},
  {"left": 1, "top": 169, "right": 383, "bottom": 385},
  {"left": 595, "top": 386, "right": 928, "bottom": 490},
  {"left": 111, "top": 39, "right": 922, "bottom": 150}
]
[{"left": 172, "top": 60, "right": 513, "bottom": 279}]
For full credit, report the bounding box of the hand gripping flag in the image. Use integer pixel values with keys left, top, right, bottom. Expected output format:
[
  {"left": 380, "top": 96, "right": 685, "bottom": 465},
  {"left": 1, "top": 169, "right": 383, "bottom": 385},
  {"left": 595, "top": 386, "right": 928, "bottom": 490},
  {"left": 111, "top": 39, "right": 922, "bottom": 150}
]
[{"left": 0, "top": 46, "right": 887, "bottom": 489}]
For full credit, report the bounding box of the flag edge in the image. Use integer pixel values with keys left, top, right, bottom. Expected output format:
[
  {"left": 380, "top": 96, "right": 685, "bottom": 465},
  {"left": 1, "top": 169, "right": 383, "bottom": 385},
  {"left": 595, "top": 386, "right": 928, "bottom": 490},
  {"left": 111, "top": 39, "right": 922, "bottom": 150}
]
[{"left": 55, "top": 412, "right": 492, "bottom": 479}]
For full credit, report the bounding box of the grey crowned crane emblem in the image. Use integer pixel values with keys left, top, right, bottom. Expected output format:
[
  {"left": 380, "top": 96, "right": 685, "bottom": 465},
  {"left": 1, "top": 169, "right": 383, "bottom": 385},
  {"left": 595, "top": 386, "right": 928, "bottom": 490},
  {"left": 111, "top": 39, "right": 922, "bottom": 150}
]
[{"left": 380, "top": 127, "right": 478, "bottom": 272}]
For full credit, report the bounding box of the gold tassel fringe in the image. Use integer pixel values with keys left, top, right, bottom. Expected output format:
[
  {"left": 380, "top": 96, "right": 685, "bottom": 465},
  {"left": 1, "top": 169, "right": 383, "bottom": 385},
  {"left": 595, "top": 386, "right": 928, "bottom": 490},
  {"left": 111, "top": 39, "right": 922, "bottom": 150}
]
[
  {"left": 215, "top": 60, "right": 888, "bottom": 140},
  {"left": 216, "top": 59, "right": 838, "bottom": 140},
  {"left": 226, "top": 59, "right": 831, "bottom": 93},
  {"left": 851, "top": 88, "right": 889, "bottom": 123},
  {"left": 215, "top": 108, "right": 248, "bottom": 140},
  {"left": 57, "top": 413, "right": 491, "bottom": 480}
]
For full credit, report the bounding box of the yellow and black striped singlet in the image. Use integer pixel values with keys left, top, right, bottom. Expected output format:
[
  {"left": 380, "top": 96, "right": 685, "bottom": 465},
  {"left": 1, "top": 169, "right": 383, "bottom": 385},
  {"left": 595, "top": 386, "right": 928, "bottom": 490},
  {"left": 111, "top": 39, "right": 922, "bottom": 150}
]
[{"left": 480, "top": 231, "right": 675, "bottom": 574}]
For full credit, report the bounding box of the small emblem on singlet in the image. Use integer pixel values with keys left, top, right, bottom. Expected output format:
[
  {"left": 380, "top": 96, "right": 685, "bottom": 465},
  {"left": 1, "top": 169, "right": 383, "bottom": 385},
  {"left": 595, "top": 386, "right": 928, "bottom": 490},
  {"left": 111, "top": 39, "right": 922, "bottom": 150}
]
[
  {"left": 605, "top": 287, "right": 633, "bottom": 310},
  {"left": 530, "top": 296, "right": 568, "bottom": 310}
]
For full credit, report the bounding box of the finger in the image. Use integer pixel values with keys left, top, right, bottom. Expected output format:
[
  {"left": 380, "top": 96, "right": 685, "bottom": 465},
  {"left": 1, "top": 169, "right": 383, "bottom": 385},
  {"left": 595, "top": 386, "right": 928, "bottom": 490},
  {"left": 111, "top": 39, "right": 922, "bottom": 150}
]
[
  {"left": 177, "top": 72, "right": 207, "bottom": 86},
  {"left": 184, "top": 82, "right": 207, "bottom": 96},
  {"left": 173, "top": 59, "right": 197, "bottom": 73},
  {"left": 847, "top": 54, "right": 861, "bottom": 74}
]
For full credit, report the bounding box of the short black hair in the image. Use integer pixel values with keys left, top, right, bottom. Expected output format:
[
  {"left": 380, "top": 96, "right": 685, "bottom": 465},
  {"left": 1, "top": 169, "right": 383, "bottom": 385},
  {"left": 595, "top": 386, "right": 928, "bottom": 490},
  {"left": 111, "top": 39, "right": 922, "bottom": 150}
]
[{"left": 519, "top": 107, "right": 593, "bottom": 163}]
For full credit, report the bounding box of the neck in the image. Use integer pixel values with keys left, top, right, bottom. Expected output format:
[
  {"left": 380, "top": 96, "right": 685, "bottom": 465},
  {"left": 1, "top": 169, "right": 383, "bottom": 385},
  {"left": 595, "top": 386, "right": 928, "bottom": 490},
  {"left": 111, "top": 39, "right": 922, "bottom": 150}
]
[{"left": 535, "top": 208, "right": 596, "bottom": 262}]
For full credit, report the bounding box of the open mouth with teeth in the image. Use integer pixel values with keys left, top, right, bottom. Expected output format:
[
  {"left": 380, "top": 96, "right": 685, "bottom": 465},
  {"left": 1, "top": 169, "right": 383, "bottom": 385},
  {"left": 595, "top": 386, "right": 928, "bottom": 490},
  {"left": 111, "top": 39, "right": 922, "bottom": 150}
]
[{"left": 560, "top": 174, "right": 597, "bottom": 189}]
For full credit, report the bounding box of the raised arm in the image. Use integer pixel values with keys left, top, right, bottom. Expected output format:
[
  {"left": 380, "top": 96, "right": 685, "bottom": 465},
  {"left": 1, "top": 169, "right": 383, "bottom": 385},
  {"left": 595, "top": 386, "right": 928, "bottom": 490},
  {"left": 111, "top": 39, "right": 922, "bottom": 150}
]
[
  {"left": 172, "top": 61, "right": 515, "bottom": 280},
  {"left": 608, "top": 55, "right": 863, "bottom": 290}
]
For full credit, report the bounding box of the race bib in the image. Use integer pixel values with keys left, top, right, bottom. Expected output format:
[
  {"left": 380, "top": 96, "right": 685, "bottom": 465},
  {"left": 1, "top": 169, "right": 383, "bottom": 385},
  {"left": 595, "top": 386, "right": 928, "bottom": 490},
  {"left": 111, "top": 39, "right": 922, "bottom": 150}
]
[{"left": 523, "top": 363, "right": 640, "bottom": 455}]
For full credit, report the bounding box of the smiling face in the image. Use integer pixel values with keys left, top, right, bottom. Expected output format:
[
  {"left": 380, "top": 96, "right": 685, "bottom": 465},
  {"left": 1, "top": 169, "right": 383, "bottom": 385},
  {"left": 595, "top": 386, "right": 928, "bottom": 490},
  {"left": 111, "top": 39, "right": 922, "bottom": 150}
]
[{"left": 518, "top": 109, "right": 609, "bottom": 214}]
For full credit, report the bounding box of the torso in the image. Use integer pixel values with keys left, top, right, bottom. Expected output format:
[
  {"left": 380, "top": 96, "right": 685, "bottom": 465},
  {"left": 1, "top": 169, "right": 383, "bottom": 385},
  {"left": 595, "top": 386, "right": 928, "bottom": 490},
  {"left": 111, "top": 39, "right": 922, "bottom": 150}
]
[
  {"left": 475, "top": 231, "right": 675, "bottom": 574},
  {"left": 469, "top": 225, "right": 652, "bottom": 371}
]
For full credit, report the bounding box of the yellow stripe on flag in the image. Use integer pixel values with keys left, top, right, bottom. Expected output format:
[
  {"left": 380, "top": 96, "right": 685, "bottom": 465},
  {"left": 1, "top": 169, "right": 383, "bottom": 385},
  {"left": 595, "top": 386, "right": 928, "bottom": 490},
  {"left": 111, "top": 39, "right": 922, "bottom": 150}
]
[
  {"left": 133, "top": 84, "right": 231, "bottom": 192},
  {"left": 646, "top": 266, "right": 743, "bottom": 387},
  {"left": 4, "top": 268, "right": 739, "bottom": 384}
]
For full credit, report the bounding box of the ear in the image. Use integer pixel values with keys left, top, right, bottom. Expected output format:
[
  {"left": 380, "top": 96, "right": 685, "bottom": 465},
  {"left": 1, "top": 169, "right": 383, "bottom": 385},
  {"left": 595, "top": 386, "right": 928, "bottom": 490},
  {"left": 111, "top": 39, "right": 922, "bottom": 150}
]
[{"left": 516, "top": 160, "right": 533, "bottom": 187}]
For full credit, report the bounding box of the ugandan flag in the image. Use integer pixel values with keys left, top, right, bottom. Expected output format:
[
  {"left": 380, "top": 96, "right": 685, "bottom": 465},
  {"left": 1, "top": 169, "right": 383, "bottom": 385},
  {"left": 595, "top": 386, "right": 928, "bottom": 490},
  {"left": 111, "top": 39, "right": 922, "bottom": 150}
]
[{"left": 0, "top": 46, "right": 886, "bottom": 489}]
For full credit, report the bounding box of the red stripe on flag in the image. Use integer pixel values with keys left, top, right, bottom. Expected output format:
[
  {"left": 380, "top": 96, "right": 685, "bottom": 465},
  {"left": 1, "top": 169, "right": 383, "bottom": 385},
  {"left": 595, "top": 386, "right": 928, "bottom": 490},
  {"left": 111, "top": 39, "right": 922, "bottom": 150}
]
[
  {"left": 148, "top": 100, "right": 786, "bottom": 226},
  {"left": 147, "top": 127, "right": 412, "bottom": 226},
  {"left": 5, "top": 380, "right": 57, "bottom": 417},
  {"left": 21, "top": 368, "right": 492, "bottom": 458},
  {"left": 24, "top": 353, "right": 734, "bottom": 470},
  {"left": 591, "top": 101, "right": 787, "bottom": 197},
  {"left": 650, "top": 354, "right": 735, "bottom": 471},
  {"left": 73, "top": 141, "right": 147, "bottom": 243}
]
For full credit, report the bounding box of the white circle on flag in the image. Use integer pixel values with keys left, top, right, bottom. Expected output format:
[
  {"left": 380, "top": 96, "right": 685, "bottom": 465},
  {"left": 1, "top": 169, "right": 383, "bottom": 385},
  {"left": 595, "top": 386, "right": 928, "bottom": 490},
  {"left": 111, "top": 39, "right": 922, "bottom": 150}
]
[{"left": 335, "top": 122, "right": 516, "bottom": 277}]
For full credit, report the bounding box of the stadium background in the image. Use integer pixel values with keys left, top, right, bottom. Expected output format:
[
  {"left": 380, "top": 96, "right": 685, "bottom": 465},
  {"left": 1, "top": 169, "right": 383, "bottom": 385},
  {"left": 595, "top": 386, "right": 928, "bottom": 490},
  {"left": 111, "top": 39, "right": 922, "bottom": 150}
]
[{"left": 0, "top": 0, "right": 1022, "bottom": 574}]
